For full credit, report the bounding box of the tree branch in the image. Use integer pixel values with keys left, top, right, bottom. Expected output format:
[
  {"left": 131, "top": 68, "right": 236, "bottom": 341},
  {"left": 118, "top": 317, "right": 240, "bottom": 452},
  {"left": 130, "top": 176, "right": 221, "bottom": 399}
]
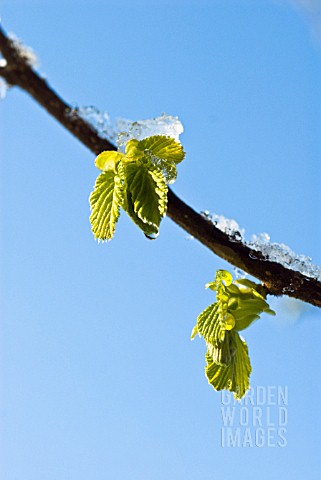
[{"left": 1, "top": 23, "right": 320, "bottom": 308}]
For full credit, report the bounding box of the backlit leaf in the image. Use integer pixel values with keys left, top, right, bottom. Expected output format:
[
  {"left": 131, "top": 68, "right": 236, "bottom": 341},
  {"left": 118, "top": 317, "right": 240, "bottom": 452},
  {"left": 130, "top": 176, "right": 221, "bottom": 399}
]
[
  {"left": 205, "top": 331, "right": 252, "bottom": 399},
  {"left": 95, "top": 151, "right": 124, "bottom": 171},
  {"left": 192, "top": 269, "right": 275, "bottom": 398},
  {"left": 191, "top": 302, "right": 226, "bottom": 344},
  {"left": 125, "top": 135, "right": 185, "bottom": 164},
  {"left": 89, "top": 166, "right": 124, "bottom": 240},
  {"left": 124, "top": 162, "right": 167, "bottom": 232}
]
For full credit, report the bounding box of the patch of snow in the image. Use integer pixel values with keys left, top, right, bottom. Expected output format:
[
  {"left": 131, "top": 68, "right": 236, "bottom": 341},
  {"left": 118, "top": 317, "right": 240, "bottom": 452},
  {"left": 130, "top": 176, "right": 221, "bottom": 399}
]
[
  {"left": 115, "top": 113, "right": 183, "bottom": 149},
  {"left": 69, "top": 106, "right": 116, "bottom": 141},
  {"left": 66, "top": 107, "right": 183, "bottom": 150},
  {"left": 201, "top": 211, "right": 321, "bottom": 281},
  {"left": 9, "top": 33, "right": 39, "bottom": 68},
  {"left": 248, "top": 232, "right": 321, "bottom": 280},
  {"left": 201, "top": 211, "right": 245, "bottom": 241}
]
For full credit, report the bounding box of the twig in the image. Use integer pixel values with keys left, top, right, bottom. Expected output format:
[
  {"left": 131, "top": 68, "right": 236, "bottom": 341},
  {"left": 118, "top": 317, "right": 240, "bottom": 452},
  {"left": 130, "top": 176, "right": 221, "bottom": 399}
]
[{"left": 1, "top": 23, "right": 320, "bottom": 308}]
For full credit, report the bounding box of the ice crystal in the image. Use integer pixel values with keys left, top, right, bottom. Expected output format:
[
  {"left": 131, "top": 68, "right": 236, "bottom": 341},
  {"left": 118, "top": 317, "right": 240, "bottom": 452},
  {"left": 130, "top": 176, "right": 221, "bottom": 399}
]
[
  {"left": 71, "top": 106, "right": 116, "bottom": 140},
  {"left": 201, "top": 211, "right": 245, "bottom": 241},
  {"left": 9, "top": 33, "right": 39, "bottom": 68},
  {"left": 115, "top": 114, "right": 184, "bottom": 149},
  {"left": 248, "top": 233, "right": 321, "bottom": 280},
  {"left": 66, "top": 108, "right": 183, "bottom": 151},
  {"left": 201, "top": 211, "right": 321, "bottom": 281}
]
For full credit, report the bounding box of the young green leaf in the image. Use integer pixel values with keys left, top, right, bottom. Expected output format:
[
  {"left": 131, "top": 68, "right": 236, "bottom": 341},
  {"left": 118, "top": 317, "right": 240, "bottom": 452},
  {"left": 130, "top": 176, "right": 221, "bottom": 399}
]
[
  {"left": 207, "top": 333, "right": 235, "bottom": 366},
  {"left": 125, "top": 135, "right": 185, "bottom": 164},
  {"left": 125, "top": 136, "right": 184, "bottom": 185},
  {"left": 90, "top": 133, "right": 185, "bottom": 241},
  {"left": 124, "top": 161, "right": 168, "bottom": 232},
  {"left": 89, "top": 166, "right": 124, "bottom": 241},
  {"left": 191, "top": 302, "right": 226, "bottom": 344},
  {"left": 192, "top": 269, "right": 275, "bottom": 398},
  {"left": 95, "top": 151, "right": 125, "bottom": 171},
  {"left": 234, "top": 314, "right": 260, "bottom": 332},
  {"left": 123, "top": 188, "right": 159, "bottom": 238},
  {"left": 205, "top": 331, "right": 252, "bottom": 400}
]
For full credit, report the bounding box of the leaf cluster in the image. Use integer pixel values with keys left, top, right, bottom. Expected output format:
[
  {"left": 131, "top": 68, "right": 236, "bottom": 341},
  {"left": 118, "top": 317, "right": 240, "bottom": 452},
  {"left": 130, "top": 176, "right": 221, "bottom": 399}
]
[
  {"left": 89, "top": 135, "right": 185, "bottom": 240},
  {"left": 192, "top": 270, "right": 275, "bottom": 399}
]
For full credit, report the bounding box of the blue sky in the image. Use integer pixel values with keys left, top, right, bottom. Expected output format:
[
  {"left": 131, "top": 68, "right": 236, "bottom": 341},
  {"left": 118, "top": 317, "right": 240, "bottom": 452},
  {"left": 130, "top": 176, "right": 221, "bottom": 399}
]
[{"left": 1, "top": 1, "right": 321, "bottom": 479}]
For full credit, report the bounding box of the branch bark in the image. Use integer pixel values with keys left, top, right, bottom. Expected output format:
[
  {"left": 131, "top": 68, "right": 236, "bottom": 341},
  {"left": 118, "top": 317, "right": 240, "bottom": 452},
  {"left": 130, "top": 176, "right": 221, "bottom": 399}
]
[{"left": 1, "top": 24, "right": 320, "bottom": 308}]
